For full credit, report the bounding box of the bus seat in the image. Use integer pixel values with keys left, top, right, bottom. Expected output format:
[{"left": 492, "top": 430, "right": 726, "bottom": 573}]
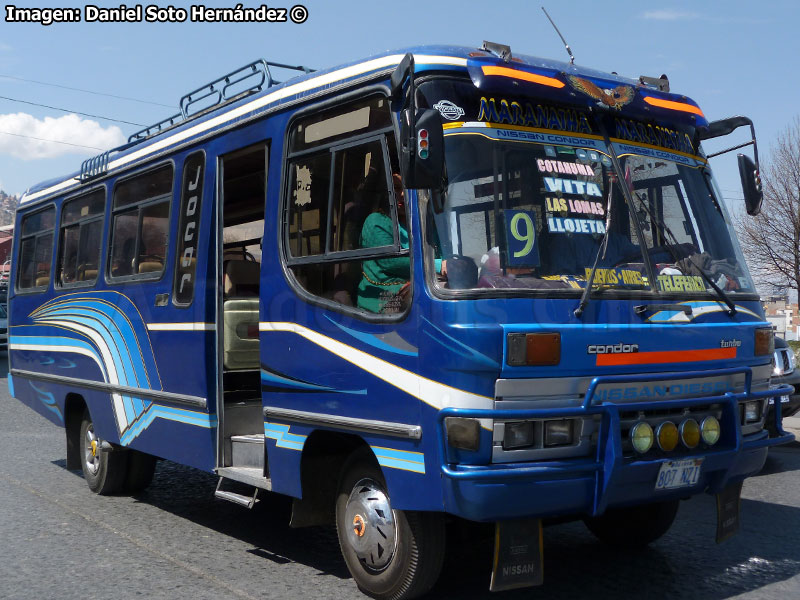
[
  {"left": 223, "top": 298, "right": 260, "bottom": 370},
  {"left": 223, "top": 260, "right": 260, "bottom": 370},
  {"left": 139, "top": 260, "right": 163, "bottom": 274},
  {"left": 223, "top": 260, "right": 260, "bottom": 297},
  {"left": 35, "top": 275, "right": 49, "bottom": 287}
]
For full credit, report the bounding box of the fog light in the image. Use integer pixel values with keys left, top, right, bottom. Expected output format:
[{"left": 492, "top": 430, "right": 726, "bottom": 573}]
[
  {"left": 503, "top": 421, "right": 534, "bottom": 450},
  {"left": 445, "top": 417, "right": 481, "bottom": 451},
  {"left": 744, "top": 401, "right": 761, "bottom": 423},
  {"left": 656, "top": 421, "right": 679, "bottom": 451},
  {"left": 701, "top": 416, "right": 721, "bottom": 445},
  {"left": 680, "top": 418, "right": 700, "bottom": 449},
  {"left": 544, "top": 420, "right": 574, "bottom": 447},
  {"left": 630, "top": 421, "right": 654, "bottom": 454}
]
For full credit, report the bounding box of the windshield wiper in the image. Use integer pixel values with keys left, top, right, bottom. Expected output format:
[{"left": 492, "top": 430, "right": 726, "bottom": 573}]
[
  {"left": 630, "top": 190, "right": 736, "bottom": 316},
  {"left": 574, "top": 170, "right": 615, "bottom": 318}
]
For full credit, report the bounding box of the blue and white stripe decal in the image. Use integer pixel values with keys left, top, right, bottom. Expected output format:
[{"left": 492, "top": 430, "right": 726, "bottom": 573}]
[
  {"left": 647, "top": 301, "right": 762, "bottom": 323},
  {"left": 264, "top": 423, "right": 307, "bottom": 451},
  {"left": 11, "top": 291, "right": 210, "bottom": 444},
  {"left": 264, "top": 423, "right": 425, "bottom": 474},
  {"left": 371, "top": 446, "right": 426, "bottom": 474}
]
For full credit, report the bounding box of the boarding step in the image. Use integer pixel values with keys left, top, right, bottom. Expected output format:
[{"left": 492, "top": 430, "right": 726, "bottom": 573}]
[
  {"left": 217, "top": 466, "right": 272, "bottom": 490},
  {"left": 230, "top": 434, "right": 265, "bottom": 469},
  {"left": 215, "top": 477, "right": 260, "bottom": 509}
]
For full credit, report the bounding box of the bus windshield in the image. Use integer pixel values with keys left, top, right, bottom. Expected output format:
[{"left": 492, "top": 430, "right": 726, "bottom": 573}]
[{"left": 419, "top": 81, "right": 755, "bottom": 297}]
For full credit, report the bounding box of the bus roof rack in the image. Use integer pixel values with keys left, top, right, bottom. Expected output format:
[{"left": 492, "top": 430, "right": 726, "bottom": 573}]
[
  {"left": 81, "top": 58, "right": 316, "bottom": 180},
  {"left": 639, "top": 74, "right": 670, "bottom": 93}
]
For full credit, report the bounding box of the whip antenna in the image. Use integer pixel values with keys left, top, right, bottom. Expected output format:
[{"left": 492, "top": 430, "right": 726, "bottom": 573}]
[{"left": 541, "top": 7, "right": 575, "bottom": 65}]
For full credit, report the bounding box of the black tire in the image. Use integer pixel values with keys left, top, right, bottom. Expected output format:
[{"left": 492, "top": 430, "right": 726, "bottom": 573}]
[
  {"left": 124, "top": 450, "right": 157, "bottom": 493},
  {"left": 584, "top": 499, "right": 679, "bottom": 547},
  {"left": 335, "top": 449, "right": 445, "bottom": 600},
  {"left": 78, "top": 410, "right": 128, "bottom": 495}
]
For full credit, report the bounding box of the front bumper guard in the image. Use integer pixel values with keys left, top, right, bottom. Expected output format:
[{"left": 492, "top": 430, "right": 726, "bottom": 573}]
[{"left": 437, "top": 366, "right": 794, "bottom": 517}]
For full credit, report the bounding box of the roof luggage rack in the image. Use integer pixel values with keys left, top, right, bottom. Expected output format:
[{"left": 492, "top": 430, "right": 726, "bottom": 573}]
[{"left": 79, "top": 58, "right": 315, "bottom": 182}]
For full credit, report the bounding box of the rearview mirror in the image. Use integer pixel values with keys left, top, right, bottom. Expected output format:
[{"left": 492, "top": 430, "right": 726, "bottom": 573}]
[
  {"left": 400, "top": 108, "right": 445, "bottom": 190},
  {"left": 738, "top": 153, "right": 762, "bottom": 216}
]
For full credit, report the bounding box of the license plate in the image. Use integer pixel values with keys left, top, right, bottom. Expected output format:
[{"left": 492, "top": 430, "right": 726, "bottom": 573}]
[
  {"left": 655, "top": 458, "right": 704, "bottom": 490},
  {"left": 768, "top": 395, "right": 790, "bottom": 405}
]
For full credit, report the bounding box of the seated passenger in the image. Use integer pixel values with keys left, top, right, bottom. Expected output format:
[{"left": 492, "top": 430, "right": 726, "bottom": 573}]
[{"left": 357, "top": 174, "right": 446, "bottom": 313}]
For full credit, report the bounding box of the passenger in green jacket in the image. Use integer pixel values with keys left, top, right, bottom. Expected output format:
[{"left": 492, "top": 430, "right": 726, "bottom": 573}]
[{"left": 357, "top": 174, "right": 445, "bottom": 313}]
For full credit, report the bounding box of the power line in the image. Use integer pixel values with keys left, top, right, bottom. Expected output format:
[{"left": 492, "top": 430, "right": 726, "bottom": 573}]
[
  {"left": 0, "top": 94, "right": 145, "bottom": 126},
  {"left": 0, "top": 73, "right": 173, "bottom": 108},
  {"left": 0, "top": 130, "right": 105, "bottom": 151}
]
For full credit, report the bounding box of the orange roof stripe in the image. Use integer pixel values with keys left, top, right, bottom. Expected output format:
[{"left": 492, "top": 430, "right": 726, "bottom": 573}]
[
  {"left": 643, "top": 96, "right": 705, "bottom": 117},
  {"left": 481, "top": 65, "right": 565, "bottom": 89},
  {"left": 595, "top": 347, "right": 736, "bottom": 367}
]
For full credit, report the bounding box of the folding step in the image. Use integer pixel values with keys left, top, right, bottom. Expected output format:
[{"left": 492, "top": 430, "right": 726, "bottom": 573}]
[
  {"left": 230, "top": 434, "right": 265, "bottom": 469},
  {"left": 215, "top": 477, "right": 260, "bottom": 509}
]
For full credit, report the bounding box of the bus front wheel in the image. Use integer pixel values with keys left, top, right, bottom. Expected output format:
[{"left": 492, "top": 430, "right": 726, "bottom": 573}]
[
  {"left": 79, "top": 410, "right": 128, "bottom": 495},
  {"left": 335, "top": 450, "right": 445, "bottom": 600},
  {"left": 583, "top": 499, "right": 680, "bottom": 547}
]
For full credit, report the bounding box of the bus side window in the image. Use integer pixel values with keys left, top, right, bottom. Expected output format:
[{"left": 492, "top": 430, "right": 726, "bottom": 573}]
[
  {"left": 109, "top": 164, "right": 173, "bottom": 280},
  {"left": 284, "top": 95, "right": 402, "bottom": 315},
  {"left": 17, "top": 206, "right": 56, "bottom": 290},
  {"left": 57, "top": 188, "right": 105, "bottom": 287}
]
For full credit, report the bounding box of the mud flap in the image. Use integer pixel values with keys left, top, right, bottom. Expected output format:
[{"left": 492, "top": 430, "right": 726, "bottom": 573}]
[
  {"left": 489, "top": 518, "right": 543, "bottom": 592},
  {"left": 715, "top": 480, "right": 743, "bottom": 543}
]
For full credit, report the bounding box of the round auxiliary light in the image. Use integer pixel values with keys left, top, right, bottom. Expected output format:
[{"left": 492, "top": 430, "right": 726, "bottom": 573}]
[
  {"left": 680, "top": 418, "right": 701, "bottom": 449},
  {"left": 630, "top": 421, "right": 654, "bottom": 454},
  {"left": 701, "top": 416, "right": 721, "bottom": 446},
  {"left": 656, "top": 421, "right": 679, "bottom": 452}
]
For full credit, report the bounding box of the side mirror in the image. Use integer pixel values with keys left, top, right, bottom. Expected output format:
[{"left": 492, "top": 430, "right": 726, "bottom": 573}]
[
  {"left": 400, "top": 108, "right": 445, "bottom": 190},
  {"left": 738, "top": 153, "right": 762, "bottom": 216}
]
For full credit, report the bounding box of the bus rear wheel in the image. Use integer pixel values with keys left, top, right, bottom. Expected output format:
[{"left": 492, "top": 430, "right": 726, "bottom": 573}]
[
  {"left": 79, "top": 410, "right": 128, "bottom": 495},
  {"left": 583, "top": 499, "right": 680, "bottom": 547},
  {"left": 335, "top": 450, "right": 445, "bottom": 600}
]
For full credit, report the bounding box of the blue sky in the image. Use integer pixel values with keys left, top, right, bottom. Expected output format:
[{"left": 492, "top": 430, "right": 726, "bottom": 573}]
[{"left": 1, "top": 0, "right": 798, "bottom": 217}]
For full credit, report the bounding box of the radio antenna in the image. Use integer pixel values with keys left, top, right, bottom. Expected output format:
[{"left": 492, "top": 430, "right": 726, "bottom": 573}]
[{"left": 541, "top": 7, "right": 575, "bottom": 65}]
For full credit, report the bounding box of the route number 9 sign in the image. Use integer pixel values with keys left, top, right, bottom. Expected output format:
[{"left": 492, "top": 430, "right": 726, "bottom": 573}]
[{"left": 504, "top": 210, "right": 540, "bottom": 267}]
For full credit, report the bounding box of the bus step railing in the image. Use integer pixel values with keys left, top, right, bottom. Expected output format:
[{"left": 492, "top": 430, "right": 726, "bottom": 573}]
[{"left": 215, "top": 477, "right": 260, "bottom": 509}]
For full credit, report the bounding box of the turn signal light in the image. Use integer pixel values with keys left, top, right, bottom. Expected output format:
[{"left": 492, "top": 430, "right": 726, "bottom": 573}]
[
  {"left": 701, "top": 416, "right": 721, "bottom": 445},
  {"left": 507, "top": 332, "right": 561, "bottom": 366},
  {"left": 755, "top": 328, "right": 774, "bottom": 356},
  {"left": 656, "top": 421, "right": 679, "bottom": 452}
]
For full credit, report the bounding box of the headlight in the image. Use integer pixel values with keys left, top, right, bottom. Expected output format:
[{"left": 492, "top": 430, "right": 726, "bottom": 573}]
[
  {"left": 773, "top": 350, "right": 784, "bottom": 376},
  {"left": 503, "top": 421, "right": 534, "bottom": 450},
  {"left": 680, "top": 418, "right": 701, "bottom": 449},
  {"left": 743, "top": 401, "right": 761, "bottom": 423},
  {"left": 543, "top": 419, "right": 574, "bottom": 447}
]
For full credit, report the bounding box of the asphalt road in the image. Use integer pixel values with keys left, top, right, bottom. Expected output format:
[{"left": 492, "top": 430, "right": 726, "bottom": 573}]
[{"left": 2, "top": 357, "right": 800, "bottom": 600}]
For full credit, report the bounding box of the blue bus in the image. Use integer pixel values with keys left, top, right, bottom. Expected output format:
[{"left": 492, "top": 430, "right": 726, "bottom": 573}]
[{"left": 9, "top": 42, "right": 794, "bottom": 598}]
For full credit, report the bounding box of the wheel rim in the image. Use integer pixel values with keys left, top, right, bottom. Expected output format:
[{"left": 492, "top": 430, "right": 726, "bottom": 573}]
[
  {"left": 84, "top": 424, "right": 101, "bottom": 475},
  {"left": 343, "top": 478, "right": 397, "bottom": 571}
]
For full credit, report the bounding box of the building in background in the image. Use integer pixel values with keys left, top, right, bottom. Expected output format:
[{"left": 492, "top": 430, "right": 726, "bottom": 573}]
[{"left": 763, "top": 294, "right": 800, "bottom": 340}]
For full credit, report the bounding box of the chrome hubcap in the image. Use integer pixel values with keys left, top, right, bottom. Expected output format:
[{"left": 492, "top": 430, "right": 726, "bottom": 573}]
[
  {"left": 84, "top": 424, "right": 101, "bottom": 475},
  {"left": 343, "top": 478, "right": 397, "bottom": 571}
]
